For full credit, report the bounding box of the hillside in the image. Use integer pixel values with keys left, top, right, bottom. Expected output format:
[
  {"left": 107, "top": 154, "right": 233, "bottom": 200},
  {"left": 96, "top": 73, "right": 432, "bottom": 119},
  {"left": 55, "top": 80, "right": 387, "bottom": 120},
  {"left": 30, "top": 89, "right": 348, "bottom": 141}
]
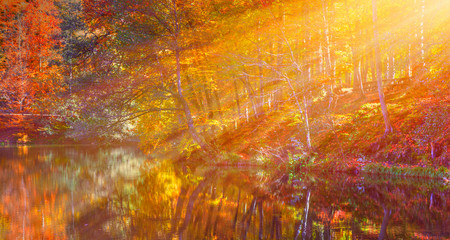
[{"left": 212, "top": 77, "right": 449, "bottom": 174}]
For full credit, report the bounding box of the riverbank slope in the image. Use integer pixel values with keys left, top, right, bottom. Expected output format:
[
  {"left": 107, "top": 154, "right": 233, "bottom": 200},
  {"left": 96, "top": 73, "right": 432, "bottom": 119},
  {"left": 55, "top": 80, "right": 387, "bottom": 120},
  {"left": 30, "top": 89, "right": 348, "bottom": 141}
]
[{"left": 212, "top": 76, "right": 449, "bottom": 176}]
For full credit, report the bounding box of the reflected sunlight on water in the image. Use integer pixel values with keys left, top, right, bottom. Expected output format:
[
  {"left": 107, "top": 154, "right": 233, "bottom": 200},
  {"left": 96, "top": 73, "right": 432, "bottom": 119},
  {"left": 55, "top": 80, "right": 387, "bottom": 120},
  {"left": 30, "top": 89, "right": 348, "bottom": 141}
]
[{"left": 0, "top": 146, "right": 449, "bottom": 239}]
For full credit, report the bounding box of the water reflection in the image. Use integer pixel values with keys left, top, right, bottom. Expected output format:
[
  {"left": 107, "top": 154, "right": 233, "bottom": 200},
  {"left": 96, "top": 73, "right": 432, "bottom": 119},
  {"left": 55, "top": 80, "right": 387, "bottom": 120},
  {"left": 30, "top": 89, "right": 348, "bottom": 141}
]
[
  {"left": 0, "top": 147, "right": 449, "bottom": 239},
  {"left": 0, "top": 146, "right": 146, "bottom": 239}
]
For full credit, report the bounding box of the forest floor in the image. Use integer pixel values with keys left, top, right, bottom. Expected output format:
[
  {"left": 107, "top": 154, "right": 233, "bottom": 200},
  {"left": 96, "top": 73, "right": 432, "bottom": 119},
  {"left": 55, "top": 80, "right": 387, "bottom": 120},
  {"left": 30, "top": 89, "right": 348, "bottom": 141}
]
[{"left": 212, "top": 77, "right": 449, "bottom": 178}]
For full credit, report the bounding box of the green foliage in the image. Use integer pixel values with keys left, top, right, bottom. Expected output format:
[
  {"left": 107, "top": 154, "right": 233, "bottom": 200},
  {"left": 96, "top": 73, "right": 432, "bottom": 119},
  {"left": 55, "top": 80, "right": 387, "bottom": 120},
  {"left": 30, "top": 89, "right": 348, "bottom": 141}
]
[{"left": 363, "top": 163, "right": 450, "bottom": 179}]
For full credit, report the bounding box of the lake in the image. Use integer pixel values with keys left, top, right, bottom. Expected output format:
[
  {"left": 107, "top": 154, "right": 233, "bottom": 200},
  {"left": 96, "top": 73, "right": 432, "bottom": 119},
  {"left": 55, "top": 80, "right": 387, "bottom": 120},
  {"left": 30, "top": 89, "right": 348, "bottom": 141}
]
[{"left": 0, "top": 146, "right": 448, "bottom": 239}]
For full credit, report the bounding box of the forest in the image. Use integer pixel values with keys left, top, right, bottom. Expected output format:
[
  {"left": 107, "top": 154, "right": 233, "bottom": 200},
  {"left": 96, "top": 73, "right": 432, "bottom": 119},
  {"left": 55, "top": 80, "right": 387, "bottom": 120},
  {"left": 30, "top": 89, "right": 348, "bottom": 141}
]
[
  {"left": 0, "top": 0, "right": 449, "bottom": 239},
  {"left": 0, "top": 0, "right": 449, "bottom": 171}
]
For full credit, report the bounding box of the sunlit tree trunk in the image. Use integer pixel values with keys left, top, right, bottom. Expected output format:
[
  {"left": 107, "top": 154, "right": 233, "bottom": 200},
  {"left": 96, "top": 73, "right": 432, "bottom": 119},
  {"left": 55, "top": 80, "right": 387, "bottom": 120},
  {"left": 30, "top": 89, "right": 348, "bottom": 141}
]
[
  {"left": 203, "top": 83, "right": 214, "bottom": 119},
  {"left": 387, "top": 48, "right": 395, "bottom": 79},
  {"left": 241, "top": 71, "right": 258, "bottom": 118},
  {"left": 362, "top": 32, "right": 370, "bottom": 83},
  {"left": 322, "top": 0, "right": 333, "bottom": 81},
  {"left": 173, "top": 1, "right": 209, "bottom": 151},
  {"left": 257, "top": 23, "right": 265, "bottom": 116},
  {"left": 408, "top": 44, "right": 413, "bottom": 78},
  {"left": 273, "top": 4, "right": 285, "bottom": 112},
  {"left": 351, "top": 20, "right": 365, "bottom": 96},
  {"left": 371, "top": 49, "right": 377, "bottom": 82},
  {"left": 213, "top": 90, "right": 223, "bottom": 121},
  {"left": 419, "top": 0, "right": 426, "bottom": 73},
  {"left": 233, "top": 79, "right": 241, "bottom": 123},
  {"left": 299, "top": 2, "right": 313, "bottom": 151},
  {"left": 185, "top": 76, "right": 203, "bottom": 113},
  {"left": 361, "top": 55, "right": 367, "bottom": 83},
  {"left": 372, "top": 0, "right": 393, "bottom": 135},
  {"left": 345, "top": 72, "right": 351, "bottom": 87},
  {"left": 412, "top": 0, "right": 426, "bottom": 81},
  {"left": 351, "top": 43, "right": 364, "bottom": 96}
]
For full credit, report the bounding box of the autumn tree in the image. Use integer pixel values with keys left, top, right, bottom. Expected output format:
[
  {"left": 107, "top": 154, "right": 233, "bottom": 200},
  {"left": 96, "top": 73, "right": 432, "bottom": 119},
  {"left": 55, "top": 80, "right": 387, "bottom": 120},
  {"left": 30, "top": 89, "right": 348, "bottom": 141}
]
[
  {"left": 0, "top": 0, "right": 62, "bottom": 116},
  {"left": 32, "top": 0, "right": 447, "bottom": 149},
  {"left": 0, "top": 0, "right": 64, "bottom": 142},
  {"left": 80, "top": 0, "right": 235, "bottom": 150}
]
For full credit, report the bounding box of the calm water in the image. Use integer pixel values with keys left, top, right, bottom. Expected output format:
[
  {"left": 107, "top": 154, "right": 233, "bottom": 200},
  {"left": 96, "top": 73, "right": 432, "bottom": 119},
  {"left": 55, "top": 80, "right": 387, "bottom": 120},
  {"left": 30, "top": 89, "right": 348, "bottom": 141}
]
[{"left": 0, "top": 146, "right": 448, "bottom": 240}]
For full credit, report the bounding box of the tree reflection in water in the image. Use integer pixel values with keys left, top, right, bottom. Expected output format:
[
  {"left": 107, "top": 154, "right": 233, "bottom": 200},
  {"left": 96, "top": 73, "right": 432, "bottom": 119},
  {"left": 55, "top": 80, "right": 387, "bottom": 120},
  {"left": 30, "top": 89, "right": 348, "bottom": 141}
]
[
  {"left": 0, "top": 147, "right": 448, "bottom": 239},
  {"left": 111, "top": 160, "right": 449, "bottom": 240}
]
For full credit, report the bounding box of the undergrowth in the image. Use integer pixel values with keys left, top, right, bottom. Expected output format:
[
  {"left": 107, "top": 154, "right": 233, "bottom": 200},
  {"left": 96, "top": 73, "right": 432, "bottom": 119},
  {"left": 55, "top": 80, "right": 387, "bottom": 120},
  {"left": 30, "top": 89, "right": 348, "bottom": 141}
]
[
  {"left": 316, "top": 79, "right": 449, "bottom": 167},
  {"left": 363, "top": 163, "right": 449, "bottom": 179}
]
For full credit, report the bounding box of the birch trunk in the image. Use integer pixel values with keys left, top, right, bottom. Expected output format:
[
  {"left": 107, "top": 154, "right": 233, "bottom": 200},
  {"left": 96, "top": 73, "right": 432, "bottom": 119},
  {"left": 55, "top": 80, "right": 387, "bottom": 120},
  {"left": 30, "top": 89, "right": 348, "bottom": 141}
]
[{"left": 372, "top": 0, "right": 393, "bottom": 135}]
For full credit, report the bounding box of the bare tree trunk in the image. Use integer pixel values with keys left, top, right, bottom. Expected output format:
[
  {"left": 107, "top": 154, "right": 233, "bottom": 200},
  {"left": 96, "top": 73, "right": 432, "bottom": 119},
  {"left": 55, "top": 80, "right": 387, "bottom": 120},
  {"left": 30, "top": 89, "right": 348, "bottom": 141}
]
[
  {"left": 303, "top": 95, "right": 312, "bottom": 151},
  {"left": 300, "top": 3, "right": 313, "bottom": 151},
  {"left": 173, "top": 1, "right": 210, "bottom": 151},
  {"left": 241, "top": 73, "right": 258, "bottom": 118},
  {"left": 175, "top": 48, "right": 209, "bottom": 150},
  {"left": 186, "top": 76, "right": 203, "bottom": 112},
  {"left": 322, "top": 0, "right": 333, "bottom": 78},
  {"left": 408, "top": 44, "right": 413, "bottom": 78},
  {"left": 351, "top": 42, "right": 364, "bottom": 96},
  {"left": 362, "top": 38, "right": 369, "bottom": 83},
  {"left": 419, "top": 0, "right": 426, "bottom": 73},
  {"left": 412, "top": 0, "right": 426, "bottom": 82},
  {"left": 233, "top": 79, "right": 241, "bottom": 127},
  {"left": 345, "top": 72, "right": 351, "bottom": 87},
  {"left": 371, "top": 49, "right": 377, "bottom": 82},
  {"left": 274, "top": 4, "right": 284, "bottom": 111},
  {"left": 204, "top": 84, "right": 214, "bottom": 119},
  {"left": 387, "top": 50, "right": 395, "bottom": 79},
  {"left": 322, "top": 0, "right": 334, "bottom": 109},
  {"left": 213, "top": 90, "right": 223, "bottom": 120},
  {"left": 385, "top": 55, "right": 390, "bottom": 80},
  {"left": 351, "top": 44, "right": 359, "bottom": 86},
  {"left": 372, "top": 0, "right": 393, "bottom": 135},
  {"left": 257, "top": 32, "right": 265, "bottom": 116}
]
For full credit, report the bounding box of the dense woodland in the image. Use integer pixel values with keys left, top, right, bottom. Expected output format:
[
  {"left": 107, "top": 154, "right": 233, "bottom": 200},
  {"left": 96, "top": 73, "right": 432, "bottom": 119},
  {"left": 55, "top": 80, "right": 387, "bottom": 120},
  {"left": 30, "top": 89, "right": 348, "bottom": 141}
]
[
  {"left": 0, "top": 2, "right": 448, "bottom": 239},
  {"left": 0, "top": 0, "right": 449, "bottom": 165}
]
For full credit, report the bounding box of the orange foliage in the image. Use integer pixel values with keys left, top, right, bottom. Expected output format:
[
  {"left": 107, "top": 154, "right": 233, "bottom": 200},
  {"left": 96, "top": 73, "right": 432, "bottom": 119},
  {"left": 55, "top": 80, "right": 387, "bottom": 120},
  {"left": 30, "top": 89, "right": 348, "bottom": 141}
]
[{"left": 0, "top": 0, "right": 62, "bottom": 116}]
